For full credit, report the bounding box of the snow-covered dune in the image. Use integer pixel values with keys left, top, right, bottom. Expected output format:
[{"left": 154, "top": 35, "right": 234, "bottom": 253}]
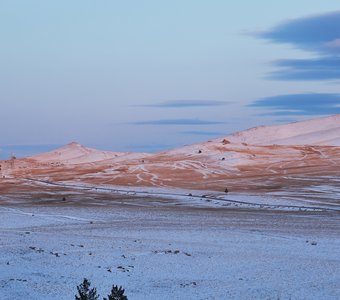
[
  {"left": 2, "top": 115, "right": 340, "bottom": 196},
  {"left": 225, "top": 114, "right": 340, "bottom": 146},
  {"left": 29, "top": 142, "right": 125, "bottom": 164}
]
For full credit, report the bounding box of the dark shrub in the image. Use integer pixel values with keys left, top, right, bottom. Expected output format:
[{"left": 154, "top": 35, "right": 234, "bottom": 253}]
[
  {"left": 75, "top": 278, "right": 99, "bottom": 300},
  {"left": 103, "top": 285, "right": 128, "bottom": 300}
]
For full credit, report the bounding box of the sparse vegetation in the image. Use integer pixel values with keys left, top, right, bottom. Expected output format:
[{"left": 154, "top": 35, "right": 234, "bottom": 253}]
[
  {"left": 75, "top": 279, "right": 128, "bottom": 300},
  {"left": 75, "top": 279, "right": 99, "bottom": 300},
  {"left": 103, "top": 285, "right": 128, "bottom": 300}
]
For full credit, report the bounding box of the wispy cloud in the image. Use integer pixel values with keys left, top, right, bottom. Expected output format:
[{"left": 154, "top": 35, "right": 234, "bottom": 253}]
[
  {"left": 0, "top": 144, "right": 60, "bottom": 159},
  {"left": 257, "top": 11, "right": 340, "bottom": 81},
  {"left": 132, "top": 118, "right": 224, "bottom": 125},
  {"left": 249, "top": 93, "right": 340, "bottom": 115},
  {"left": 268, "top": 57, "right": 340, "bottom": 80},
  {"left": 179, "top": 130, "right": 223, "bottom": 136},
  {"left": 258, "top": 11, "right": 340, "bottom": 53},
  {"left": 139, "top": 100, "right": 230, "bottom": 108},
  {"left": 125, "top": 143, "right": 172, "bottom": 152},
  {"left": 274, "top": 118, "right": 298, "bottom": 124}
]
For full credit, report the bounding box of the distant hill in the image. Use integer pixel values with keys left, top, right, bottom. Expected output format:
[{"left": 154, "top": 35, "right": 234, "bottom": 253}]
[{"left": 2, "top": 114, "right": 340, "bottom": 194}]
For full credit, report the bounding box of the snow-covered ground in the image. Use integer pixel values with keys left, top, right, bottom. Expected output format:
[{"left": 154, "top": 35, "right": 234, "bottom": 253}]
[
  {"left": 226, "top": 114, "right": 340, "bottom": 146},
  {"left": 2, "top": 114, "right": 340, "bottom": 196},
  {"left": 1, "top": 115, "right": 340, "bottom": 299},
  {"left": 1, "top": 194, "right": 340, "bottom": 300}
]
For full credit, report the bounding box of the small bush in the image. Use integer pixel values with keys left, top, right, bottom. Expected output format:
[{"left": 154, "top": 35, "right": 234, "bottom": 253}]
[
  {"left": 103, "top": 285, "right": 128, "bottom": 300},
  {"left": 75, "top": 279, "right": 128, "bottom": 300},
  {"left": 75, "top": 278, "right": 99, "bottom": 300}
]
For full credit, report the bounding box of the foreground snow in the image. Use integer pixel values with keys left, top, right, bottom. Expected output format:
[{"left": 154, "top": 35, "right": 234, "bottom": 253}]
[{"left": 1, "top": 198, "right": 340, "bottom": 300}]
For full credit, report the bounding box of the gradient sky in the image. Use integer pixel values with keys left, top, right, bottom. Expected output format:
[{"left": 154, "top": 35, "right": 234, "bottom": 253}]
[{"left": 1, "top": 1, "right": 340, "bottom": 158}]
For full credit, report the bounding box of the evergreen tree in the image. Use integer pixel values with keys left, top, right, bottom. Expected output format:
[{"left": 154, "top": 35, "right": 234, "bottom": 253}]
[
  {"left": 75, "top": 278, "right": 99, "bottom": 300},
  {"left": 103, "top": 285, "right": 128, "bottom": 300}
]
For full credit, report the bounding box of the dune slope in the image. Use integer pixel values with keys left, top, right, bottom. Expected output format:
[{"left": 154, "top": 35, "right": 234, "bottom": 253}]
[{"left": 1, "top": 115, "right": 340, "bottom": 197}]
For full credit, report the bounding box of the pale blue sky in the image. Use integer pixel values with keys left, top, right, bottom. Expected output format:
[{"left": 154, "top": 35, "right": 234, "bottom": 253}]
[{"left": 1, "top": 1, "right": 340, "bottom": 157}]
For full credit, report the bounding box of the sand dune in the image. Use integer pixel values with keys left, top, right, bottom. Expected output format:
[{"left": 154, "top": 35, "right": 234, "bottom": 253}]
[
  {"left": 30, "top": 142, "right": 125, "bottom": 164},
  {"left": 1, "top": 115, "right": 340, "bottom": 201},
  {"left": 226, "top": 114, "right": 340, "bottom": 146}
]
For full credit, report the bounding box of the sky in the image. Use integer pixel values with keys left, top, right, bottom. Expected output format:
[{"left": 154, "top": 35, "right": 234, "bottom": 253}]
[{"left": 1, "top": 0, "right": 340, "bottom": 158}]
